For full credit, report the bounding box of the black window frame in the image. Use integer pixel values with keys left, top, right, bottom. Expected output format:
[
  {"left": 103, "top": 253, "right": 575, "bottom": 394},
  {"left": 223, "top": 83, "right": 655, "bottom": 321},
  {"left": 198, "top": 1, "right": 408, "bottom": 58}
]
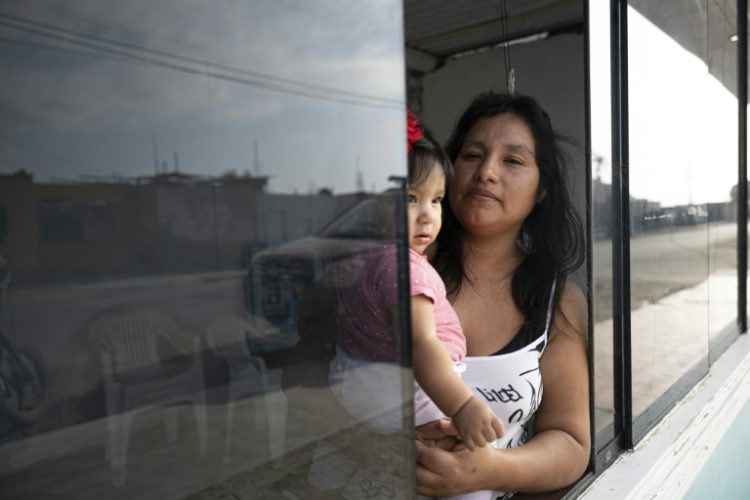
[{"left": 577, "top": 0, "right": 750, "bottom": 490}]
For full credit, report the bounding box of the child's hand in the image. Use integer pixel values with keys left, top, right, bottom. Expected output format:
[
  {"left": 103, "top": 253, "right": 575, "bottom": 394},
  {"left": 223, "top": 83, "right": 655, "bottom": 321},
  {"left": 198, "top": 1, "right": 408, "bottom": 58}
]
[{"left": 451, "top": 396, "right": 504, "bottom": 451}]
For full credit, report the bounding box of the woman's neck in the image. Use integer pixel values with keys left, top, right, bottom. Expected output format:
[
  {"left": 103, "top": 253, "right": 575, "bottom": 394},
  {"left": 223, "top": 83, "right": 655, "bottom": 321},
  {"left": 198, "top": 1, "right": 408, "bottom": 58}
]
[{"left": 463, "top": 230, "right": 524, "bottom": 282}]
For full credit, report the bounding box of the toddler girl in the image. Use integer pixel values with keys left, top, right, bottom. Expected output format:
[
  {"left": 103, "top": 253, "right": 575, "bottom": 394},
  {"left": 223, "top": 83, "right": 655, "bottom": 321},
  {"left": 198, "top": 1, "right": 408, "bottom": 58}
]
[{"left": 331, "top": 112, "right": 503, "bottom": 450}]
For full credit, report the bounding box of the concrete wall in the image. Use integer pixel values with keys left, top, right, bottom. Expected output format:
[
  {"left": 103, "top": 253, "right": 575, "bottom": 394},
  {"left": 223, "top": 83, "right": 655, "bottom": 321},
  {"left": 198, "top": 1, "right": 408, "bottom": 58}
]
[{"left": 421, "top": 33, "right": 586, "bottom": 150}]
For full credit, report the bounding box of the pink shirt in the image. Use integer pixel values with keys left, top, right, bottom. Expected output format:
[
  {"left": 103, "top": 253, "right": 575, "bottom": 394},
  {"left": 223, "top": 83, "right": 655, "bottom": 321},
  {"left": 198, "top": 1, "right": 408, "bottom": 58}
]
[{"left": 336, "top": 244, "right": 466, "bottom": 363}]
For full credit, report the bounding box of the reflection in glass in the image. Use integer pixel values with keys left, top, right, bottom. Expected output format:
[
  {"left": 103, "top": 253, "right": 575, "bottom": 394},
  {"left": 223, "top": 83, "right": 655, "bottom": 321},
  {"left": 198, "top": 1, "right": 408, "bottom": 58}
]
[
  {"left": 0, "top": 1, "right": 407, "bottom": 498},
  {"left": 589, "top": 0, "right": 616, "bottom": 440},
  {"left": 628, "top": 3, "right": 714, "bottom": 422}
]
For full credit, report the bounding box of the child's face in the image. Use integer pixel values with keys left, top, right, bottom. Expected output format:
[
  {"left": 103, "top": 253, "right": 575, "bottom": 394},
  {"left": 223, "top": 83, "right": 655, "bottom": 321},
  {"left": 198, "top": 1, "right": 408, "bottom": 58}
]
[{"left": 408, "top": 167, "right": 445, "bottom": 254}]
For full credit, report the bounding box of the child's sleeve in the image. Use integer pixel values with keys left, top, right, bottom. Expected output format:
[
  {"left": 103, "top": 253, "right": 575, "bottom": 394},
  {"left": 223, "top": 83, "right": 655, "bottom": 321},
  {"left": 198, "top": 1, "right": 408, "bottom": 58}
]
[
  {"left": 408, "top": 255, "right": 437, "bottom": 303},
  {"left": 375, "top": 249, "right": 437, "bottom": 307}
]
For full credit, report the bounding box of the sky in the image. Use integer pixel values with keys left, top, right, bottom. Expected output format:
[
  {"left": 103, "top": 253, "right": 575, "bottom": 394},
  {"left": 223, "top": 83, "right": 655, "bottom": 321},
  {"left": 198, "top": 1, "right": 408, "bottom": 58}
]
[
  {"left": 589, "top": 3, "right": 738, "bottom": 207},
  {"left": 0, "top": 0, "right": 406, "bottom": 194},
  {"left": 1, "top": 1, "right": 740, "bottom": 204}
]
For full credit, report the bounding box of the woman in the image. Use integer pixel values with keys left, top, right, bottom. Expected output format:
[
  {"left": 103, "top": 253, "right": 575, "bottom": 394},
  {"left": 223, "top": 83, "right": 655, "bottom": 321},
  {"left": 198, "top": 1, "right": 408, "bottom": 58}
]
[{"left": 416, "top": 92, "right": 589, "bottom": 498}]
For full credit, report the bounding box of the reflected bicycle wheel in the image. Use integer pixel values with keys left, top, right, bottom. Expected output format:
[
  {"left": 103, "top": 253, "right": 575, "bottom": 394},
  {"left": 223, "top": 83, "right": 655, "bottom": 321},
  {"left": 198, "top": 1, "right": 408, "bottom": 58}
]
[{"left": 0, "top": 345, "right": 48, "bottom": 423}]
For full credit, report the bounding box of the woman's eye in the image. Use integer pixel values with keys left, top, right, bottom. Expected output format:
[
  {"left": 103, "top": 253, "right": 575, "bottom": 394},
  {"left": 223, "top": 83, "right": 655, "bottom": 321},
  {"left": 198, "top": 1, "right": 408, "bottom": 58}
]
[
  {"left": 506, "top": 156, "right": 524, "bottom": 165},
  {"left": 461, "top": 151, "right": 481, "bottom": 160}
]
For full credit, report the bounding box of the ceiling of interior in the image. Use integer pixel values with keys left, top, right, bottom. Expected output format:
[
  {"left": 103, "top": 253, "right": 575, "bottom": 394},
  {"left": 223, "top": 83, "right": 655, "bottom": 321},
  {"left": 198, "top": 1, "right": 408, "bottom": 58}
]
[
  {"left": 404, "top": 0, "right": 583, "bottom": 60},
  {"left": 630, "top": 0, "right": 738, "bottom": 97},
  {"left": 404, "top": 0, "right": 741, "bottom": 97}
]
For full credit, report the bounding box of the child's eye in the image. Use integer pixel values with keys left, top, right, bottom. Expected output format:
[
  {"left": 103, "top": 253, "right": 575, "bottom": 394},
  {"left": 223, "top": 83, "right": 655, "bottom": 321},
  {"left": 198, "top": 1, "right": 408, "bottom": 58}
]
[
  {"left": 407, "top": 194, "right": 417, "bottom": 204},
  {"left": 432, "top": 196, "right": 443, "bottom": 204}
]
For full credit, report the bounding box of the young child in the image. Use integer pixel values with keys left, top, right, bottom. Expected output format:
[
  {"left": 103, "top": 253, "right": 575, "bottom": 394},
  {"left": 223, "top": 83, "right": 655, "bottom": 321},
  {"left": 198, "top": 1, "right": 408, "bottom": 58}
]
[{"left": 330, "top": 112, "right": 503, "bottom": 451}]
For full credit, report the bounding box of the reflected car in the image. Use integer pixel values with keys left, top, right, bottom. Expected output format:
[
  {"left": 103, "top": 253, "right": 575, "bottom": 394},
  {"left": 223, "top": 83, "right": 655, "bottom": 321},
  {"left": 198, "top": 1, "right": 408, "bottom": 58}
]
[
  {"left": 244, "top": 192, "right": 400, "bottom": 331},
  {"left": 635, "top": 205, "right": 709, "bottom": 233}
]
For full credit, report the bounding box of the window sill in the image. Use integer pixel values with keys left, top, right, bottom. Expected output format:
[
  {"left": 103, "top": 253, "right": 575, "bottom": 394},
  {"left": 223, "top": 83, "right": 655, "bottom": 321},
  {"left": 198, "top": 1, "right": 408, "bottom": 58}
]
[{"left": 580, "top": 332, "right": 750, "bottom": 498}]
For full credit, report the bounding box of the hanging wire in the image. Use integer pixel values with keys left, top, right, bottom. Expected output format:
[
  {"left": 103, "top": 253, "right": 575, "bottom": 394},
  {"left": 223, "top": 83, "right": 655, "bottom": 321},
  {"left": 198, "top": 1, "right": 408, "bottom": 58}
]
[
  {"left": 499, "top": 0, "right": 515, "bottom": 95},
  {"left": 0, "top": 11, "right": 400, "bottom": 110}
]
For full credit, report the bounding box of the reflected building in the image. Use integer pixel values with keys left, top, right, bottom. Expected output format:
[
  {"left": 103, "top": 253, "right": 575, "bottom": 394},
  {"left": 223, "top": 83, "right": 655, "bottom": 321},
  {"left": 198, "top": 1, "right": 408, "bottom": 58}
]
[{"left": 0, "top": 170, "right": 377, "bottom": 286}]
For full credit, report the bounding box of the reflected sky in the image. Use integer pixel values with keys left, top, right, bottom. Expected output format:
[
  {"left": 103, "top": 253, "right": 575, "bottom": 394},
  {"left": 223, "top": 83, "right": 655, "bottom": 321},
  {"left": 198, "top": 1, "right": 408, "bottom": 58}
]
[
  {"left": 0, "top": 0, "right": 406, "bottom": 194},
  {"left": 590, "top": 6, "right": 737, "bottom": 207}
]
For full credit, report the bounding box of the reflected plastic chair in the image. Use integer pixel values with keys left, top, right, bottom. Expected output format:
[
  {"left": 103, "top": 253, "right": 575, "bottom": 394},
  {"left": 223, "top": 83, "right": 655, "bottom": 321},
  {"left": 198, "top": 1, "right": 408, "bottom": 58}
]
[
  {"left": 88, "top": 304, "right": 208, "bottom": 486},
  {"left": 206, "top": 315, "right": 277, "bottom": 463}
]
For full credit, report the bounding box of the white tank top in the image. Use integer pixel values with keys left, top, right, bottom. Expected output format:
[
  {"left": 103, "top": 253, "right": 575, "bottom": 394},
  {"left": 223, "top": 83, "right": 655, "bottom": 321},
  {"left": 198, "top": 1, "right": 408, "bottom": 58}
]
[{"left": 461, "top": 279, "right": 557, "bottom": 451}]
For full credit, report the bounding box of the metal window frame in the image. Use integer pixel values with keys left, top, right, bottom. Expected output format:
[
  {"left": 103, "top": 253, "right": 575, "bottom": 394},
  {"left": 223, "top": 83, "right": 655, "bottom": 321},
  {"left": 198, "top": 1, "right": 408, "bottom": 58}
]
[
  {"left": 739, "top": 0, "right": 748, "bottom": 334},
  {"left": 592, "top": 0, "right": 750, "bottom": 475},
  {"left": 582, "top": 0, "right": 597, "bottom": 478},
  {"left": 609, "top": 0, "right": 633, "bottom": 453}
]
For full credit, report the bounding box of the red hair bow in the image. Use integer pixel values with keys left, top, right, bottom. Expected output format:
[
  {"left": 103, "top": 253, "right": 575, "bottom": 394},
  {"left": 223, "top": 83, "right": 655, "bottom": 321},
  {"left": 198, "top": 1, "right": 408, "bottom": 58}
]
[{"left": 407, "top": 110, "right": 424, "bottom": 152}]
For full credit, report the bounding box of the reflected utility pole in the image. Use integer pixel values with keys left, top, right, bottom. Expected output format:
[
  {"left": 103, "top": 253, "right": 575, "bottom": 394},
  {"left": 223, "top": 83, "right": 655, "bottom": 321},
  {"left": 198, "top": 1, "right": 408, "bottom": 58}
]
[
  {"left": 152, "top": 135, "right": 160, "bottom": 174},
  {"left": 254, "top": 140, "right": 262, "bottom": 176},
  {"left": 356, "top": 154, "right": 364, "bottom": 192}
]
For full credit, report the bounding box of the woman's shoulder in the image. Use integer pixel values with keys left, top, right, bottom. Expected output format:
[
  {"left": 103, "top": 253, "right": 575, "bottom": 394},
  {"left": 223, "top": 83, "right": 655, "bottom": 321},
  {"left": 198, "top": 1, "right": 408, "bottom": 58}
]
[
  {"left": 559, "top": 279, "right": 586, "bottom": 309},
  {"left": 550, "top": 279, "right": 587, "bottom": 343}
]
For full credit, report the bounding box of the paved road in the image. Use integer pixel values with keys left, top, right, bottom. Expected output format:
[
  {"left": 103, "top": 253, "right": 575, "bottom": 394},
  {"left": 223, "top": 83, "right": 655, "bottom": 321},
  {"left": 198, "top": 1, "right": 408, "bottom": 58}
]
[
  {"left": 591, "top": 222, "right": 738, "bottom": 321},
  {"left": 592, "top": 222, "right": 739, "bottom": 431}
]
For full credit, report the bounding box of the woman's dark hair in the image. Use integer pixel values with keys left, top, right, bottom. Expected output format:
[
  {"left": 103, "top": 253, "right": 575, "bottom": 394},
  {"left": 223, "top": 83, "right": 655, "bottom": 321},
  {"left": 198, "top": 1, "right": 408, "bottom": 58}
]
[
  {"left": 433, "top": 92, "right": 584, "bottom": 344},
  {"left": 408, "top": 125, "right": 453, "bottom": 188}
]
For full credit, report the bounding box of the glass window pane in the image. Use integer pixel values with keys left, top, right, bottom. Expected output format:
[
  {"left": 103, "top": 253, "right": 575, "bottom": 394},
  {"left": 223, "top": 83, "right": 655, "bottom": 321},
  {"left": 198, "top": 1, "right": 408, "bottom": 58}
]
[
  {"left": 627, "top": 2, "right": 711, "bottom": 425},
  {"left": 589, "top": 0, "right": 616, "bottom": 447},
  {"left": 0, "top": 1, "right": 409, "bottom": 497},
  {"left": 707, "top": 0, "right": 738, "bottom": 351}
]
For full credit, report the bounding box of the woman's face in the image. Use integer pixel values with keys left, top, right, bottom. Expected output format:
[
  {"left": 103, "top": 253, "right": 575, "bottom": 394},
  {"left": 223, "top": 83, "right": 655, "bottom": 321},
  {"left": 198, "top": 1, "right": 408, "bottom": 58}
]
[{"left": 449, "top": 113, "right": 541, "bottom": 237}]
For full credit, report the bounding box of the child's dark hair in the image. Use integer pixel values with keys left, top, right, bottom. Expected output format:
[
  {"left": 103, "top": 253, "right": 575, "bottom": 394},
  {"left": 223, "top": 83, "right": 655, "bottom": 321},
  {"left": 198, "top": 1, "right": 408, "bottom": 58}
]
[{"left": 408, "top": 124, "right": 453, "bottom": 187}]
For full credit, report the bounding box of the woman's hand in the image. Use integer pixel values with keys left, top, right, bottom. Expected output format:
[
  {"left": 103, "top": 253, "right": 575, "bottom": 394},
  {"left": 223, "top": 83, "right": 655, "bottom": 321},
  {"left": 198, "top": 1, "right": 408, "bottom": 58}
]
[
  {"left": 415, "top": 439, "right": 500, "bottom": 497},
  {"left": 415, "top": 419, "right": 459, "bottom": 450}
]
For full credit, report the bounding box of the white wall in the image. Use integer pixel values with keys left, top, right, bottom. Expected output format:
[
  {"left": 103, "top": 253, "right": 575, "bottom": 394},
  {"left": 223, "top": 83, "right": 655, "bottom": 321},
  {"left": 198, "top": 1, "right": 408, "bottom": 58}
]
[{"left": 421, "top": 33, "right": 585, "bottom": 147}]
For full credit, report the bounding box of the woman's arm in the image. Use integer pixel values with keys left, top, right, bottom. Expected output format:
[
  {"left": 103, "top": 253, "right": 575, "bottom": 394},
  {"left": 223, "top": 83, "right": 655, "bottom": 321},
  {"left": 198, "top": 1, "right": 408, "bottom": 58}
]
[
  {"left": 523, "top": 280, "right": 590, "bottom": 485},
  {"left": 416, "top": 281, "right": 590, "bottom": 495}
]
